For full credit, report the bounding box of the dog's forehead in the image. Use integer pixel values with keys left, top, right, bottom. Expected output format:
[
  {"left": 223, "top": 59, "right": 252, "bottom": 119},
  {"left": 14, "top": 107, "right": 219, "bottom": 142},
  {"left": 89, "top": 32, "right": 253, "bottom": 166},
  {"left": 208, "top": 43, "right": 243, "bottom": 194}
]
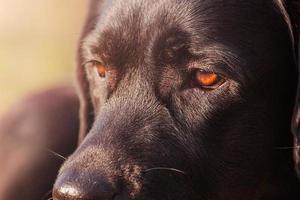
[{"left": 82, "top": 0, "right": 293, "bottom": 70}]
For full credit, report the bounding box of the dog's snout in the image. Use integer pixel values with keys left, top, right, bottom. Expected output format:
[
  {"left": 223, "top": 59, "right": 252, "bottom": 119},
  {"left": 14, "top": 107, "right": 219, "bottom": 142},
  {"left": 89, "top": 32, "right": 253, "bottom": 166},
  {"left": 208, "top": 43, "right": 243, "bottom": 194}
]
[{"left": 53, "top": 170, "right": 117, "bottom": 200}]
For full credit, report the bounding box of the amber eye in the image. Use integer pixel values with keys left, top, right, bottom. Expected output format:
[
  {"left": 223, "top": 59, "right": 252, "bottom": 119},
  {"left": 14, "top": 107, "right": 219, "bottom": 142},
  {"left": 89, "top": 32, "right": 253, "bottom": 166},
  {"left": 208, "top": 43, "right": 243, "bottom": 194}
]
[
  {"left": 94, "top": 62, "right": 107, "bottom": 78},
  {"left": 195, "top": 70, "right": 224, "bottom": 89}
]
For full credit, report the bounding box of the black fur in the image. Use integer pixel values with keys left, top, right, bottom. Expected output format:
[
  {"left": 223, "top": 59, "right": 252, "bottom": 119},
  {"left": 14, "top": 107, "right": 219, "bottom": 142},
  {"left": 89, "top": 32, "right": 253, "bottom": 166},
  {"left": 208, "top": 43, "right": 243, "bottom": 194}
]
[{"left": 54, "top": 1, "right": 300, "bottom": 199}]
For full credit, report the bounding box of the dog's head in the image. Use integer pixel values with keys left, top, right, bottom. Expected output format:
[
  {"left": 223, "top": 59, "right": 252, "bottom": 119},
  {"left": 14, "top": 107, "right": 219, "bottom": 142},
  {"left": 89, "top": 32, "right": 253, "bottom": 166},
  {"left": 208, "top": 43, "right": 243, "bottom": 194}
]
[{"left": 53, "top": 1, "right": 300, "bottom": 199}]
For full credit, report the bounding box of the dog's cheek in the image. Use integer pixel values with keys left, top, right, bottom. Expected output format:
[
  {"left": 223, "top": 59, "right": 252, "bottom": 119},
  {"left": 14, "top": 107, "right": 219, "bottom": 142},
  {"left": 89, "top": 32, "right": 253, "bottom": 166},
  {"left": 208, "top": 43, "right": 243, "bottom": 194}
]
[
  {"left": 171, "top": 81, "right": 242, "bottom": 130},
  {"left": 167, "top": 84, "right": 275, "bottom": 193}
]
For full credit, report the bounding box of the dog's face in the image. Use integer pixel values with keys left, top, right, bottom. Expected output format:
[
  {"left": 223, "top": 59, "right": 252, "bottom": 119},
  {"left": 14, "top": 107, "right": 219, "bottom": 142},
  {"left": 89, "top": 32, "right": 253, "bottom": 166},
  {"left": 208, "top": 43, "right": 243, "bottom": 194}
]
[{"left": 53, "top": 1, "right": 300, "bottom": 200}]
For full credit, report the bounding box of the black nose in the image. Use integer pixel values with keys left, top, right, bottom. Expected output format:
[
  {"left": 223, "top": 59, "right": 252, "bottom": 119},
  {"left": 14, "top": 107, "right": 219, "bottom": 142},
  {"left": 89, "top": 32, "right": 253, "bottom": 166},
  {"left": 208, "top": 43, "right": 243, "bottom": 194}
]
[{"left": 53, "top": 170, "right": 117, "bottom": 200}]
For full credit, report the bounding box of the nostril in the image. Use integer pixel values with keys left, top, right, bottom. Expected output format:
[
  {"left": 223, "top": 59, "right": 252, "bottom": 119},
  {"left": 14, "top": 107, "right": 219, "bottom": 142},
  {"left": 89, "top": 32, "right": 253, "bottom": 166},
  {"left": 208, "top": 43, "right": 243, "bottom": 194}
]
[{"left": 53, "top": 170, "right": 117, "bottom": 200}]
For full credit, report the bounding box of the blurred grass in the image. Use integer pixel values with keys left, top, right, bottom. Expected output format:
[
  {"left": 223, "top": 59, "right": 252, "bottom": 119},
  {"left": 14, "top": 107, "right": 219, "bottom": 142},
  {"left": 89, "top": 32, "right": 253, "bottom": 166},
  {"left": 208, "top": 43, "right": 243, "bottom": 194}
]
[{"left": 0, "top": 0, "right": 87, "bottom": 114}]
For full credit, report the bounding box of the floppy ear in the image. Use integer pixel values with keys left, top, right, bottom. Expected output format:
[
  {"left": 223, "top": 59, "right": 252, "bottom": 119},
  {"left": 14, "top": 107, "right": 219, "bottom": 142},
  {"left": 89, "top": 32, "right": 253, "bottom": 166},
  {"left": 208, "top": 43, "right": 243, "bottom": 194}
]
[
  {"left": 76, "top": 0, "right": 104, "bottom": 143},
  {"left": 286, "top": 0, "right": 300, "bottom": 176}
]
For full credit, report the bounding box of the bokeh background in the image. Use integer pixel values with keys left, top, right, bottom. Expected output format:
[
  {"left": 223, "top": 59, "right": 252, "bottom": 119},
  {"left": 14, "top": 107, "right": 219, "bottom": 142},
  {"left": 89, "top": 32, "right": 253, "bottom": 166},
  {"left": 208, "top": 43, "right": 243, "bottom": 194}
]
[{"left": 0, "top": 0, "right": 87, "bottom": 114}]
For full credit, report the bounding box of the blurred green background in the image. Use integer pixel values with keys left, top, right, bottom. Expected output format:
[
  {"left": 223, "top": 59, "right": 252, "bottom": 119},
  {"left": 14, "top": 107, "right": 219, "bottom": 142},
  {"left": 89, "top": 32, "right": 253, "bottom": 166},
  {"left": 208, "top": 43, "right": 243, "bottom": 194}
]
[{"left": 0, "top": 1, "right": 87, "bottom": 114}]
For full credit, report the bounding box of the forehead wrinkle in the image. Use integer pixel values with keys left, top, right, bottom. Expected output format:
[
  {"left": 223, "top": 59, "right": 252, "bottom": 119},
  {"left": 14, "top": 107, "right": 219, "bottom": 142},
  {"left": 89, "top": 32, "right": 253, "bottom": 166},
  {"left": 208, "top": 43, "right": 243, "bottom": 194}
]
[
  {"left": 186, "top": 0, "right": 294, "bottom": 39},
  {"left": 82, "top": 0, "right": 294, "bottom": 78},
  {"left": 99, "top": 1, "right": 194, "bottom": 44},
  {"left": 82, "top": 1, "right": 196, "bottom": 67}
]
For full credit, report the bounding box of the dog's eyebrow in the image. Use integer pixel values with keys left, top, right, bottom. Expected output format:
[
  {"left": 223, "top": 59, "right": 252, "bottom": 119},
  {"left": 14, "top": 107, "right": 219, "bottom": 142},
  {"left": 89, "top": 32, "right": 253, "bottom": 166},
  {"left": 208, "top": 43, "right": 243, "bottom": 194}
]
[
  {"left": 189, "top": 45, "right": 249, "bottom": 83},
  {"left": 80, "top": 34, "right": 102, "bottom": 65}
]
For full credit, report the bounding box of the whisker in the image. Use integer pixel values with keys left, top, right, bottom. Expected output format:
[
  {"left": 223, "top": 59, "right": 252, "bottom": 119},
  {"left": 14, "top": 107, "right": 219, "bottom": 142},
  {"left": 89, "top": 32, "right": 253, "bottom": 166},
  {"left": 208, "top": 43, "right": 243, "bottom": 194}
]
[
  {"left": 276, "top": 145, "right": 300, "bottom": 150},
  {"left": 45, "top": 148, "right": 66, "bottom": 160},
  {"left": 41, "top": 189, "right": 52, "bottom": 200},
  {"left": 276, "top": 147, "right": 294, "bottom": 150},
  {"left": 144, "top": 167, "right": 186, "bottom": 175}
]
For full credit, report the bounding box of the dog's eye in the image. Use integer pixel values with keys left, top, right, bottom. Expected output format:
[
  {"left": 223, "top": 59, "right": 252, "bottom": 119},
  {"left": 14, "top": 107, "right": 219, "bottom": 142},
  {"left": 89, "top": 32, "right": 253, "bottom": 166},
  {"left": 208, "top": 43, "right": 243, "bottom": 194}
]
[
  {"left": 93, "top": 62, "right": 107, "bottom": 78},
  {"left": 195, "top": 70, "right": 224, "bottom": 89}
]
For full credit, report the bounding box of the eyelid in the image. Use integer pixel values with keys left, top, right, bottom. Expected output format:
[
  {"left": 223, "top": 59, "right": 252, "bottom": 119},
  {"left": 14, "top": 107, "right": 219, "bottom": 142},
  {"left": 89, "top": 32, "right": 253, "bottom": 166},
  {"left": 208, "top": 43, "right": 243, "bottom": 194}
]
[
  {"left": 82, "top": 59, "right": 104, "bottom": 67},
  {"left": 187, "top": 61, "right": 233, "bottom": 81}
]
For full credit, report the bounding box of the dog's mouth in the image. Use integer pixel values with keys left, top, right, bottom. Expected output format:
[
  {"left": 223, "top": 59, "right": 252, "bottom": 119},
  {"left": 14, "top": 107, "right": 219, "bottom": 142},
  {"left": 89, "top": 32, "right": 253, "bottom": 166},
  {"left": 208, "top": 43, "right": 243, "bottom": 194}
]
[
  {"left": 53, "top": 164, "right": 191, "bottom": 200},
  {"left": 113, "top": 166, "right": 190, "bottom": 200}
]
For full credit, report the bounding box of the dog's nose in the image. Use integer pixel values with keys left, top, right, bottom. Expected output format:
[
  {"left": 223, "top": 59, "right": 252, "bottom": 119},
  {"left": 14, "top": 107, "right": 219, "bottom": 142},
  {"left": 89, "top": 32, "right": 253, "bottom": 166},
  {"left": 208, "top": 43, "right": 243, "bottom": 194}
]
[{"left": 52, "top": 170, "right": 117, "bottom": 200}]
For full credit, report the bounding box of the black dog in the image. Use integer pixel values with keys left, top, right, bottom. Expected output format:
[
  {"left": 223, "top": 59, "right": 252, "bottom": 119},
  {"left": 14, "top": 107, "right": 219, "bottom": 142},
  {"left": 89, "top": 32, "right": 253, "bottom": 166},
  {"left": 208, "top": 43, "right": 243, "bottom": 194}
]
[{"left": 53, "top": 1, "right": 300, "bottom": 199}]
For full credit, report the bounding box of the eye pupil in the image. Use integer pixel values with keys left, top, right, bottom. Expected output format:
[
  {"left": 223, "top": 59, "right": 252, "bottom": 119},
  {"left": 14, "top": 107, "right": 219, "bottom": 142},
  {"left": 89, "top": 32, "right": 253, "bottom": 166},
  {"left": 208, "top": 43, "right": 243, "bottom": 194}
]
[
  {"left": 196, "top": 71, "right": 220, "bottom": 87},
  {"left": 96, "top": 63, "right": 107, "bottom": 78}
]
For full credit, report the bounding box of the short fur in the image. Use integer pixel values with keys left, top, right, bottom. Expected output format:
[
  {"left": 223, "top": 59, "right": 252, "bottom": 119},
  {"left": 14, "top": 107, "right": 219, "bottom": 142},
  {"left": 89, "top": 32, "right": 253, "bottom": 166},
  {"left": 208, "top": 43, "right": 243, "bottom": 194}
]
[{"left": 54, "top": 1, "right": 300, "bottom": 199}]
